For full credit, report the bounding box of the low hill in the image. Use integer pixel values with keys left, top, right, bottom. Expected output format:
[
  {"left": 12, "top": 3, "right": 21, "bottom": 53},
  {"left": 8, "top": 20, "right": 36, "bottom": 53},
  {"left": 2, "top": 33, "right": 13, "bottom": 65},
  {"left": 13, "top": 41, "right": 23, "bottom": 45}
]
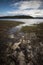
[{"left": 0, "top": 15, "right": 33, "bottom": 19}]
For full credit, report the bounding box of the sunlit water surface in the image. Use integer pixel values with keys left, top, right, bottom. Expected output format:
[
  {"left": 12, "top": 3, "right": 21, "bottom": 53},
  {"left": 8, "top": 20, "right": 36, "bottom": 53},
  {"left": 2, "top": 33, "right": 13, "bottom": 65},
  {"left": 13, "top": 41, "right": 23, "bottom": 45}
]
[{"left": 1, "top": 19, "right": 43, "bottom": 34}]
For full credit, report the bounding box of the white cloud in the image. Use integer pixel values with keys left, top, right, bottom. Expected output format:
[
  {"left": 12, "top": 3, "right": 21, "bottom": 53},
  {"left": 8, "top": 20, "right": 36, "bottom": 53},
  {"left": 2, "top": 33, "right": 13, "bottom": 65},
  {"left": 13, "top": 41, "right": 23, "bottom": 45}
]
[
  {"left": 1, "top": 1, "right": 42, "bottom": 17},
  {"left": 12, "top": 1, "right": 41, "bottom": 10},
  {"left": 34, "top": 10, "right": 43, "bottom": 17},
  {"left": 8, "top": 9, "right": 43, "bottom": 17},
  {"left": 0, "top": 15, "right": 2, "bottom": 17},
  {"left": 0, "top": 14, "right": 5, "bottom": 17}
]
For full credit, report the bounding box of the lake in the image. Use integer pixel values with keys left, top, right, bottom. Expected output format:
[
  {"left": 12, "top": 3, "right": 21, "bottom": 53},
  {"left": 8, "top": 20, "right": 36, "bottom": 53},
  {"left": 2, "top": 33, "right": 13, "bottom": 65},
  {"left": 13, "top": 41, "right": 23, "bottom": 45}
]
[
  {"left": 0, "top": 19, "right": 43, "bottom": 34},
  {"left": 8, "top": 19, "right": 43, "bottom": 34}
]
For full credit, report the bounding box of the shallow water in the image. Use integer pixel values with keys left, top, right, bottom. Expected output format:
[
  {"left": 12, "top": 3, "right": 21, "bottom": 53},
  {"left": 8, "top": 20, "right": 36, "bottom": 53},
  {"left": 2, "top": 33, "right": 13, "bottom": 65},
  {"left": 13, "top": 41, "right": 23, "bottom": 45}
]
[
  {"left": 1, "top": 19, "right": 43, "bottom": 25},
  {"left": 8, "top": 19, "right": 43, "bottom": 34},
  {"left": 0, "top": 19, "right": 43, "bottom": 34}
]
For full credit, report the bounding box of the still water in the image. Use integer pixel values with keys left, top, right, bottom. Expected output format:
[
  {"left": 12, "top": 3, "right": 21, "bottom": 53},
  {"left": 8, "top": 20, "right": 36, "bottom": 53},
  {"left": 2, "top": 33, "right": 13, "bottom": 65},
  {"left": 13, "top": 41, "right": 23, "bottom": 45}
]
[
  {"left": 8, "top": 19, "right": 43, "bottom": 34},
  {"left": 1, "top": 19, "right": 43, "bottom": 33}
]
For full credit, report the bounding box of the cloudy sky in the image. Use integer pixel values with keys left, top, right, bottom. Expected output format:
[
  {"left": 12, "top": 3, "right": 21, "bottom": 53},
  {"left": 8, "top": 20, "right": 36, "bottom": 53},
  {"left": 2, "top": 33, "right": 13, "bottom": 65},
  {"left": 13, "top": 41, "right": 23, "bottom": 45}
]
[{"left": 0, "top": 0, "right": 43, "bottom": 17}]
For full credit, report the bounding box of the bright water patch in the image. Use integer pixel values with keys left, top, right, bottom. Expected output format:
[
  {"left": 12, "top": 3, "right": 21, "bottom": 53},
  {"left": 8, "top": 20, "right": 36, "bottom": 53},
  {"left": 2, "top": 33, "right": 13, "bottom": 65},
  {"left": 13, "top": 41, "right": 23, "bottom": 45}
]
[{"left": 8, "top": 19, "right": 43, "bottom": 34}]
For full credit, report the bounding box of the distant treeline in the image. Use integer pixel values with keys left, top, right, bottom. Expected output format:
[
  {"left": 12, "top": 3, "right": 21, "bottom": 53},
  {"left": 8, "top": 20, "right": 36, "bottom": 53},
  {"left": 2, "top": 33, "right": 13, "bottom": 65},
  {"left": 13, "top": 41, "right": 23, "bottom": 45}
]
[{"left": 0, "top": 15, "right": 33, "bottom": 19}]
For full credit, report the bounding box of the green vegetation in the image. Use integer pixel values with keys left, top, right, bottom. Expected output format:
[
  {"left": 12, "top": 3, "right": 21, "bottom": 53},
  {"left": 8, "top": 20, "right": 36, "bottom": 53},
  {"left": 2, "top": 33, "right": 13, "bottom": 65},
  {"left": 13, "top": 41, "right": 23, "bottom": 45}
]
[
  {"left": 0, "top": 22, "right": 43, "bottom": 65},
  {"left": 21, "top": 25, "right": 37, "bottom": 33},
  {"left": 21, "top": 23, "right": 43, "bottom": 33},
  {"left": 21, "top": 22, "right": 43, "bottom": 41},
  {"left": 0, "top": 20, "right": 23, "bottom": 30},
  {"left": 36, "top": 23, "right": 43, "bottom": 41},
  {"left": 0, "top": 20, "right": 23, "bottom": 41}
]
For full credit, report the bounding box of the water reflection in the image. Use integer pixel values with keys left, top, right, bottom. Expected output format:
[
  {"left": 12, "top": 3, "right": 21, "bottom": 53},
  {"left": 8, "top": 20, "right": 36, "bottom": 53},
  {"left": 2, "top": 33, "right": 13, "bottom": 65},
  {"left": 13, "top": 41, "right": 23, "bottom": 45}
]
[{"left": 8, "top": 19, "right": 43, "bottom": 34}]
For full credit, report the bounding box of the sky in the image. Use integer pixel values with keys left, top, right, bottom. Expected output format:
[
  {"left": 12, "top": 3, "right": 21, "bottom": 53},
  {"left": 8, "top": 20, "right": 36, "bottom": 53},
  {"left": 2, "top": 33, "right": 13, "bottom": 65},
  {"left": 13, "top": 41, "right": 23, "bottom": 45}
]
[{"left": 0, "top": 0, "right": 43, "bottom": 17}]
